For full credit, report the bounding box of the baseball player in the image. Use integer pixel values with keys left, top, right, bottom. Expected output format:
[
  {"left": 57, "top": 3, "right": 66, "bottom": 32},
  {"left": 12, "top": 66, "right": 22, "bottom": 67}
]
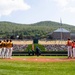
[
  {"left": 0, "top": 40, "right": 2, "bottom": 58},
  {"left": 5, "top": 39, "right": 10, "bottom": 58},
  {"left": 72, "top": 41, "right": 75, "bottom": 58},
  {"left": 1, "top": 40, "right": 6, "bottom": 58},
  {"left": 66, "top": 38, "right": 72, "bottom": 58},
  {"left": 8, "top": 40, "right": 13, "bottom": 58}
]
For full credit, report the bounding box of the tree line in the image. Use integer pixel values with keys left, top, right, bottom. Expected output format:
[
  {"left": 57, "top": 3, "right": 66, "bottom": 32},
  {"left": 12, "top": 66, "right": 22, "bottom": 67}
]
[{"left": 0, "top": 21, "right": 75, "bottom": 39}]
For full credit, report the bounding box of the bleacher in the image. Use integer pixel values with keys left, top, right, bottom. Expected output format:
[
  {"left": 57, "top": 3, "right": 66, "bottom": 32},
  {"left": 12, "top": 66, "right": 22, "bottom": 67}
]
[{"left": 12, "top": 44, "right": 67, "bottom": 56}]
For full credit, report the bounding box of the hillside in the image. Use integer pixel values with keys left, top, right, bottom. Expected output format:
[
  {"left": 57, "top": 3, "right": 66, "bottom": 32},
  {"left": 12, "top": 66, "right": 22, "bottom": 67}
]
[{"left": 0, "top": 21, "right": 75, "bottom": 39}]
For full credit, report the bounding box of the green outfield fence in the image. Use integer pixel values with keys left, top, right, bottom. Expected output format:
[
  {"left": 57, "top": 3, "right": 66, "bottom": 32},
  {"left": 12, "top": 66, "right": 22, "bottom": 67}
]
[{"left": 12, "top": 51, "right": 67, "bottom": 56}]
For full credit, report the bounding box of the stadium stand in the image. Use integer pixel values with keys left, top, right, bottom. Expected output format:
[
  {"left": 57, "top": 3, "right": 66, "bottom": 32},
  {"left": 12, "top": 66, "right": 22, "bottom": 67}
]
[
  {"left": 13, "top": 44, "right": 28, "bottom": 52},
  {"left": 44, "top": 44, "right": 67, "bottom": 51},
  {"left": 13, "top": 44, "right": 67, "bottom": 51}
]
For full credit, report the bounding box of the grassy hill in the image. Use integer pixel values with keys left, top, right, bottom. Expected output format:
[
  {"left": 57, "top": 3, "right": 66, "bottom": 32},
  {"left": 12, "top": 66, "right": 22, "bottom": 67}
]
[{"left": 0, "top": 21, "right": 75, "bottom": 39}]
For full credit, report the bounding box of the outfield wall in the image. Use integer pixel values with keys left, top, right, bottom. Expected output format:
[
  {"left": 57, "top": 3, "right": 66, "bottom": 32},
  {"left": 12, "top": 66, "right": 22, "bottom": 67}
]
[
  {"left": 12, "top": 40, "right": 67, "bottom": 56},
  {"left": 12, "top": 51, "right": 67, "bottom": 56},
  {"left": 13, "top": 40, "right": 67, "bottom": 45}
]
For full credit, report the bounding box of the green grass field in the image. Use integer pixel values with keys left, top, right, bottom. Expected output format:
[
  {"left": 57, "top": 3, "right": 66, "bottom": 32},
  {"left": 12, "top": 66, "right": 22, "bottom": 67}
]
[{"left": 0, "top": 56, "right": 75, "bottom": 75}]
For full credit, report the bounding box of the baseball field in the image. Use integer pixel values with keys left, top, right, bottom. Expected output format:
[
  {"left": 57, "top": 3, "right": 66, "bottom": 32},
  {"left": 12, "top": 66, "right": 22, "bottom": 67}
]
[
  {"left": 0, "top": 56, "right": 75, "bottom": 75},
  {"left": 0, "top": 40, "right": 74, "bottom": 75}
]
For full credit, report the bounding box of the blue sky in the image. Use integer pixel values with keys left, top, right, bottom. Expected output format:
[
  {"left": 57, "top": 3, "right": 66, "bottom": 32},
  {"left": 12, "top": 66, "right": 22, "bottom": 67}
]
[{"left": 0, "top": 0, "right": 75, "bottom": 26}]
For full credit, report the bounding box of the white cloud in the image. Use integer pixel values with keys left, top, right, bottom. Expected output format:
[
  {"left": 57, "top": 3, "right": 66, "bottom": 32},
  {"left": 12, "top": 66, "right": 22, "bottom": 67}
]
[
  {"left": 54, "top": 0, "right": 75, "bottom": 13},
  {"left": 63, "top": 7, "right": 75, "bottom": 13},
  {"left": 0, "top": 0, "right": 31, "bottom": 16},
  {"left": 54, "top": 0, "right": 69, "bottom": 7}
]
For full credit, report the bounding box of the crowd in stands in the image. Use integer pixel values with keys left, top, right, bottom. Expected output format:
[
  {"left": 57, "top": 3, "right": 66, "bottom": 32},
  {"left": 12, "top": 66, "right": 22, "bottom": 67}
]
[
  {"left": 43, "top": 44, "right": 67, "bottom": 51},
  {"left": 13, "top": 44, "right": 28, "bottom": 52},
  {"left": 13, "top": 44, "right": 67, "bottom": 52}
]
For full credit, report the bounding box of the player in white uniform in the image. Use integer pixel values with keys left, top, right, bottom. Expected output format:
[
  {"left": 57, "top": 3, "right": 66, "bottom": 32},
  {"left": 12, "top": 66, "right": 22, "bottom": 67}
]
[
  {"left": 8, "top": 40, "right": 13, "bottom": 58},
  {"left": 66, "top": 39, "right": 72, "bottom": 58},
  {"left": 1, "top": 40, "right": 6, "bottom": 58},
  {"left": 72, "top": 41, "right": 75, "bottom": 58},
  {"left": 5, "top": 39, "right": 10, "bottom": 58},
  {"left": 0, "top": 40, "right": 2, "bottom": 58}
]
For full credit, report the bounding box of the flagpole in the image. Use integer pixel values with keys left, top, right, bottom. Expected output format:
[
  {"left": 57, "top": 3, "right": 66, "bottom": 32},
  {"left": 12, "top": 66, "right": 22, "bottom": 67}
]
[{"left": 60, "top": 18, "right": 62, "bottom": 44}]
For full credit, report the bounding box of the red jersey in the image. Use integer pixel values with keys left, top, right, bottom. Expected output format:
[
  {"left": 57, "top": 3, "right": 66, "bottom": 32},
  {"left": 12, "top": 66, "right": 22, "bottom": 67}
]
[
  {"left": 72, "top": 42, "right": 75, "bottom": 48},
  {"left": 67, "top": 40, "right": 72, "bottom": 46}
]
